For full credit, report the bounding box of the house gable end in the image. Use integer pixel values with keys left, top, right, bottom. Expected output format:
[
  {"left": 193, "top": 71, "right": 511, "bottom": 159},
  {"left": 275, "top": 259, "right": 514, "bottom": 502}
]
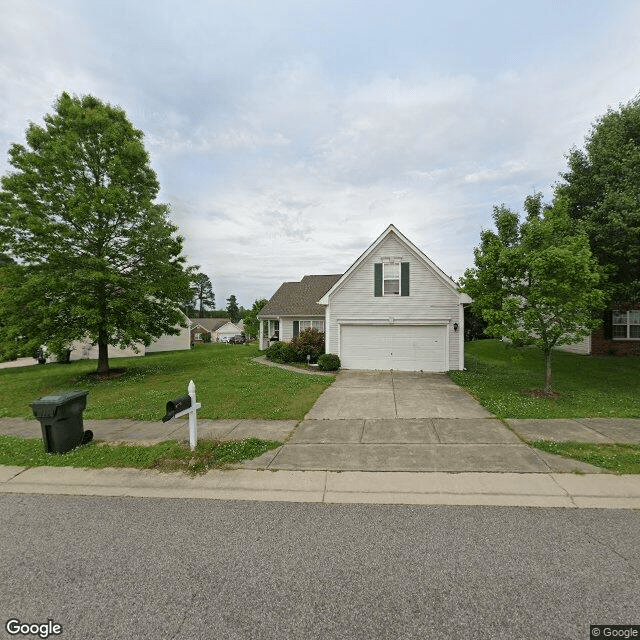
[{"left": 319, "top": 225, "right": 465, "bottom": 305}]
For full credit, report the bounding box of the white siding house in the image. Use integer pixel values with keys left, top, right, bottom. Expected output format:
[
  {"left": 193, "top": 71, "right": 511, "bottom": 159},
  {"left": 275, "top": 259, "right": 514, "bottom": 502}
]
[
  {"left": 216, "top": 321, "right": 243, "bottom": 342},
  {"left": 145, "top": 315, "right": 191, "bottom": 353},
  {"left": 260, "top": 224, "right": 471, "bottom": 372},
  {"left": 60, "top": 312, "right": 191, "bottom": 360}
]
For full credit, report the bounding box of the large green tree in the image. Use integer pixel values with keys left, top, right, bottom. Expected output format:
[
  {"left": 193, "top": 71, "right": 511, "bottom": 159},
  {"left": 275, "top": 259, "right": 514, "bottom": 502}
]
[
  {"left": 556, "top": 96, "right": 640, "bottom": 303},
  {"left": 193, "top": 271, "right": 215, "bottom": 318},
  {"left": 242, "top": 298, "right": 268, "bottom": 339},
  {"left": 0, "top": 93, "right": 192, "bottom": 373},
  {"left": 226, "top": 294, "right": 240, "bottom": 323},
  {"left": 461, "top": 194, "right": 605, "bottom": 391}
]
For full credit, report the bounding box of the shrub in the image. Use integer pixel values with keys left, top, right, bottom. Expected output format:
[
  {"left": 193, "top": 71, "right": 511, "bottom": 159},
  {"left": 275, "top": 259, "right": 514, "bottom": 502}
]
[
  {"left": 265, "top": 340, "right": 297, "bottom": 364},
  {"left": 317, "top": 353, "right": 340, "bottom": 371},
  {"left": 289, "top": 328, "right": 325, "bottom": 363}
]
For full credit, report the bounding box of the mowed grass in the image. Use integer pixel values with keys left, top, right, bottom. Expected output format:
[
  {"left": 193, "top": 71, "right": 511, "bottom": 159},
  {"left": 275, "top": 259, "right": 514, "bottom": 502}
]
[
  {"left": 0, "top": 434, "right": 281, "bottom": 475},
  {"left": 531, "top": 441, "right": 640, "bottom": 474},
  {"left": 449, "top": 340, "right": 640, "bottom": 419},
  {"left": 0, "top": 343, "right": 334, "bottom": 421}
]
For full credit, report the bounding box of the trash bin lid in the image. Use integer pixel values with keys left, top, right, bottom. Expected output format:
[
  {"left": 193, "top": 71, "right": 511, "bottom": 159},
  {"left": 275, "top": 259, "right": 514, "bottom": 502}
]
[{"left": 30, "top": 391, "right": 88, "bottom": 416}]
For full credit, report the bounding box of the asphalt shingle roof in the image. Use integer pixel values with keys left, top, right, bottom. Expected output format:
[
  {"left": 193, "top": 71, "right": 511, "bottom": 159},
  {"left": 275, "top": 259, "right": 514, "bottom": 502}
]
[
  {"left": 260, "top": 274, "right": 342, "bottom": 317},
  {"left": 189, "top": 318, "right": 231, "bottom": 332}
]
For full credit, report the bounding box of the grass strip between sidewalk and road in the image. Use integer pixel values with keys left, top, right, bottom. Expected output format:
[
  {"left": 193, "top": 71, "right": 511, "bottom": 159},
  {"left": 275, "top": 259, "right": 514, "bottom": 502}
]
[
  {"left": 531, "top": 440, "right": 640, "bottom": 474},
  {"left": 0, "top": 434, "right": 282, "bottom": 475}
]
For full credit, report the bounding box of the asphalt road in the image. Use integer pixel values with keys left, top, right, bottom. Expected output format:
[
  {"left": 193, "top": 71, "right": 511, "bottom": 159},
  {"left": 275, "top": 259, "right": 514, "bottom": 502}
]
[{"left": 1, "top": 496, "right": 639, "bottom": 640}]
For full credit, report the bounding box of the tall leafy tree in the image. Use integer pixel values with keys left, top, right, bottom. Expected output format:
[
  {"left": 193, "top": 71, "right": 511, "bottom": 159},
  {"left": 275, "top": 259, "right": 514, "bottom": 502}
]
[
  {"left": 556, "top": 96, "right": 640, "bottom": 303},
  {"left": 461, "top": 194, "right": 605, "bottom": 391},
  {"left": 226, "top": 294, "right": 240, "bottom": 323},
  {"left": 242, "top": 298, "right": 268, "bottom": 339},
  {"left": 193, "top": 272, "right": 215, "bottom": 318},
  {"left": 0, "top": 93, "right": 192, "bottom": 373}
]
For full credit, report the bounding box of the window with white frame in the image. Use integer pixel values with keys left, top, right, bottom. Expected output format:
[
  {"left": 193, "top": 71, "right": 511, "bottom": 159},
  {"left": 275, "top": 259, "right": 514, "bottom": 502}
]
[
  {"left": 613, "top": 310, "right": 640, "bottom": 339},
  {"left": 383, "top": 261, "right": 400, "bottom": 295},
  {"left": 194, "top": 332, "right": 202, "bottom": 341},
  {"left": 269, "top": 319, "right": 280, "bottom": 339},
  {"left": 299, "top": 320, "right": 325, "bottom": 333}
]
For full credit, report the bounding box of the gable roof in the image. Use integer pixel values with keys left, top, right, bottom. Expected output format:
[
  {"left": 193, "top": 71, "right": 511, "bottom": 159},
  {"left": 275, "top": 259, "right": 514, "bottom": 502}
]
[
  {"left": 318, "top": 224, "right": 472, "bottom": 304},
  {"left": 216, "top": 321, "right": 242, "bottom": 333},
  {"left": 260, "top": 274, "right": 343, "bottom": 317},
  {"left": 189, "top": 318, "right": 230, "bottom": 332}
]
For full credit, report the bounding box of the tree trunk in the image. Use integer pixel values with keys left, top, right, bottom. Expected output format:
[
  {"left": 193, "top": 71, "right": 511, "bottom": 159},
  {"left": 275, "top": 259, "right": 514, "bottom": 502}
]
[
  {"left": 97, "top": 329, "right": 110, "bottom": 374},
  {"left": 544, "top": 348, "right": 552, "bottom": 392}
]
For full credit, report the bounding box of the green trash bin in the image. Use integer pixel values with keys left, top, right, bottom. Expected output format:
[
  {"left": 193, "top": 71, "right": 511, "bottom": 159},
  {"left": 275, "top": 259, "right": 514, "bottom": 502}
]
[{"left": 30, "top": 391, "right": 93, "bottom": 454}]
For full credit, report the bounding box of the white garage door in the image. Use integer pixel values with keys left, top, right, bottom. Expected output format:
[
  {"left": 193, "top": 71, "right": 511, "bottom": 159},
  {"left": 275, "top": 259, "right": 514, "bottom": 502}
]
[{"left": 340, "top": 324, "right": 447, "bottom": 372}]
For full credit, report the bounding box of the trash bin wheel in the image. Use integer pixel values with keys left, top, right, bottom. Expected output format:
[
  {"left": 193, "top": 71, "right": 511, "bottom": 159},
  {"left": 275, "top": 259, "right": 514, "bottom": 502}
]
[{"left": 82, "top": 430, "right": 93, "bottom": 444}]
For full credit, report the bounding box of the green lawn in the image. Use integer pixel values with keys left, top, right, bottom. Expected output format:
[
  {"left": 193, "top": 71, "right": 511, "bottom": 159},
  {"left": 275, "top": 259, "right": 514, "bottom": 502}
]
[
  {"left": 0, "top": 343, "right": 334, "bottom": 421},
  {"left": 0, "top": 434, "right": 282, "bottom": 474},
  {"left": 531, "top": 441, "right": 640, "bottom": 474},
  {"left": 449, "top": 340, "right": 640, "bottom": 419}
]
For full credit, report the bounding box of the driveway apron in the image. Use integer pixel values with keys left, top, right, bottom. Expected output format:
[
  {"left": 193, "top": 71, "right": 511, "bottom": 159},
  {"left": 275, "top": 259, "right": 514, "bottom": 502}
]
[{"left": 257, "top": 371, "right": 603, "bottom": 473}]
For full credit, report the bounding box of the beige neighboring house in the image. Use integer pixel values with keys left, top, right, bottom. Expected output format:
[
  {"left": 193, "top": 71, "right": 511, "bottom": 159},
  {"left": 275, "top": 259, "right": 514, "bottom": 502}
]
[
  {"left": 190, "top": 318, "right": 228, "bottom": 343},
  {"left": 189, "top": 318, "right": 242, "bottom": 343},
  {"left": 216, "top": 321, "right": 243, "bottom": 342},
  {"left": 56, "top": 311, "right": 191, "bottom": 361},
  {"left": 260, "top": 224, "right": 471, "bottom": 372}
]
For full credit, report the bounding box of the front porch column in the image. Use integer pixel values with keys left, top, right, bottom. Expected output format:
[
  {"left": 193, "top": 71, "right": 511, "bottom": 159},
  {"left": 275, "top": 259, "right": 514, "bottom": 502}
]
[{"left": 259, "top": 319, "right": 265, "bottom": 350}]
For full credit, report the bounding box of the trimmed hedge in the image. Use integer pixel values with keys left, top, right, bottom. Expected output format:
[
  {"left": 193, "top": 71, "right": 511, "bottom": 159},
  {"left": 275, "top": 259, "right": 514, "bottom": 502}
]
[{"left": 318, "top": 353, "right": 341, "bottom": 371}]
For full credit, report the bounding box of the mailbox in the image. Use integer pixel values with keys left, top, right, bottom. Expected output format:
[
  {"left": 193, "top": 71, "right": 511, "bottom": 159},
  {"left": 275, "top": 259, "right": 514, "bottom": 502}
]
[{"left": 162, "top": 394, "right": 192, "bottom": 422}]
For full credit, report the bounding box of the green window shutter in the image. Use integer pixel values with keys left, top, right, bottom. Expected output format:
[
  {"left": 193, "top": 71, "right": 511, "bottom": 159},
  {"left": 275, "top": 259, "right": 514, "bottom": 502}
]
[
  {"left": 401, "top": 262, "right": 410, "bottom": 296},
  {"left": 374, "top": 263, "right": 383, "bottom": 297},
  {"left": 603, "top": 309, "right": 613, "bottom": 339},
  {"left": 293, "top": 321, "right": 299, "bottom": 338}
]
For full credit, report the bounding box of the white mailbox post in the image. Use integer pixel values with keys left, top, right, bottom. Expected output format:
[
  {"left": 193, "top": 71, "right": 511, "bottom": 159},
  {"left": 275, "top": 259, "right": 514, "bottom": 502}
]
[{"left": 162, "top": 380, "right": 202, "bottom": 451}]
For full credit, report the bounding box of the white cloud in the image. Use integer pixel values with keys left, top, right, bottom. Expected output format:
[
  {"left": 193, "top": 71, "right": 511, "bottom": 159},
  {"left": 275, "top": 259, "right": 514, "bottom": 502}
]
[{"left": 2, "top": 1, "right": 640, "bottom": 306}]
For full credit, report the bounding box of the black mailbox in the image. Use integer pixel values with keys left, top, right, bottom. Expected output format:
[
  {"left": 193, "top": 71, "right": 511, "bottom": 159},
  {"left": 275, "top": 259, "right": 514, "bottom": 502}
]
[{"left": 162, "top": 395, "right": 192, "bottom": 422}]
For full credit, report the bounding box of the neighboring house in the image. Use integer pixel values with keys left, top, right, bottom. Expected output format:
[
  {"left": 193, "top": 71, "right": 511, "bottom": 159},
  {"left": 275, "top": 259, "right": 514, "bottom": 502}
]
[
  {"left": 558, "top": 308, "right": 640, "bottom": 356},
  {"left": 259, "top": 224, "right": 471, "bottom": 372},
  {"left": 216, "top": 321, "right": 243, "bottom": 342},
  {"left": 189, "top": 318, "right": 228, "bottom": 343},
  {"left": 58, "top": 312, "right": 191, "bottom": 361},
  {"left": 189, "top": 317, "right": 243, "bottom": 343}
]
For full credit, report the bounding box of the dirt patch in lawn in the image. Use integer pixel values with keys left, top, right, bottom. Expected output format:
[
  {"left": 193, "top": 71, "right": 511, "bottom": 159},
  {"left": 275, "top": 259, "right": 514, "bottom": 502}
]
[
  {"left": 521, "top": 389, "right": 568, "bottom": 399},
  {"left": 83, "top": 367, "right": 127, "bottom": 381}
]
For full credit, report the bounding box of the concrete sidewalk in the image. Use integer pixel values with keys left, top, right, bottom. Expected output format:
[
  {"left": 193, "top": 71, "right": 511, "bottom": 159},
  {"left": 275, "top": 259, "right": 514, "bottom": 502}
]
[
  {"left": 0, "top": 416, "right": 298, "bottom": 445},
  {"left": 1, "top": 465, "right": 640, "bottom": 509},
  {"left": 1, "top": 416, "right": 605, "bottom": 473}
]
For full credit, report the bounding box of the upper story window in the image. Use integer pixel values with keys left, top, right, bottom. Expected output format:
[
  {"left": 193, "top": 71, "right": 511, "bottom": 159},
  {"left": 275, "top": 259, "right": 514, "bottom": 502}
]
[
  {"left": 383, "top": 262, "right": 400, "bottom": 295},
  {"left": 613, "top": 310, "right": 640, "bottom": 339},
  {"left": 375, "top": 259, "right": 408, "bottom": 297}
]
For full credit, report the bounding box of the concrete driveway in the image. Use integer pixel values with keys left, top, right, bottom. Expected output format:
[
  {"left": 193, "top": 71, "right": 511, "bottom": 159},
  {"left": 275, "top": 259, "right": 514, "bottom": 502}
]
[
  {"left": 246, "top": 371, "right": 603, "bottom": 474},
  {"left": 305, "top": 371, "right": 492, "bottom": 419}
]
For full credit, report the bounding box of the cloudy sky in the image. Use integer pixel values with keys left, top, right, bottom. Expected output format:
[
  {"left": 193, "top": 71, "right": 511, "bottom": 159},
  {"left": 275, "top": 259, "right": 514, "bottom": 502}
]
[{"left": 1, "top": 1, "right": 639, "bottom": 308}]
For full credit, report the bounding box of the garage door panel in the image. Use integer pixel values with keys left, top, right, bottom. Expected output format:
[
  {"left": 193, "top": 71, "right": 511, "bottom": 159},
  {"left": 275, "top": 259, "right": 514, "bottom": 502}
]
[{"left": 340, "top": 325, "right": 447, "bottom": 372}]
